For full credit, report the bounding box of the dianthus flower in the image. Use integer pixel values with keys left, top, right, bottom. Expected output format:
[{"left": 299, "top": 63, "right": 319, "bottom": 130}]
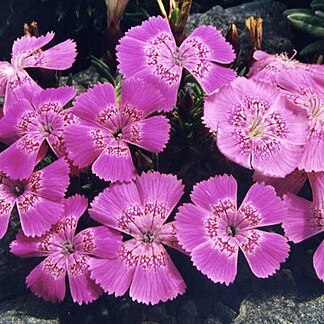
[
  {"left": 0, "top": 86, "right": 77, "bottom": 180},
  {"left": 10, "top": 195, "right": 122, "bottom": 304},
  {"left": 247, "top": 50, "right": 324, "bottom": 84},
  {"left": 89, "top": 172, "right": 186, "bottom": 305},
  {"left": 203, "top": 77, "right": 308, "bottom": 178},
  {"left": 277, "top": 72, "right": 324, "bottom": 172},
  {"left": 175, "top": 174, "right": 290, "bottom": 285},
  {"left": 64, "top": 79, "right": 170, "bottom": 183},
  {"left": 117, "top": 16, "right": 236, "bottom": 111},
  {"left": 0, "top": 32, "right": 76, "bottom": 113},
  {"left": 253, "top": 169, "right": 307, "bottom": 197},
  {"left": 0, "top": 158, "right": 69, "bottom": 239},
  {"left": 283, "top": 172, "right": 324, "bottom": 281}
]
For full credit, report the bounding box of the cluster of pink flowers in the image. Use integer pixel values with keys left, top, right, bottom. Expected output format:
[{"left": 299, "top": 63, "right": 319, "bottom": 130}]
[{"left": 0, "top": 15, "right": 323, "bottom": 306}]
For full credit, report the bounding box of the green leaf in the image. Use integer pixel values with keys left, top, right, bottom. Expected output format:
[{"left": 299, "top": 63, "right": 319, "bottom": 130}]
[
  {"left": 311, "top": 0, "right": 324, "bottom": 11},
  {"left": 287, "top": 13, "right": 324, "bottom": 37},
  {"left": 300, "top": 40, "right": 324, "bottom": 55},
  {"left": 284, "top": 9, "right": 315, "bottom": 16}
]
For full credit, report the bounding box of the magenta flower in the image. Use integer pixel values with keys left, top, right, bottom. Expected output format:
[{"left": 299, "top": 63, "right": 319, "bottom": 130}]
[
  {"left": 277, "top": 72, "right": 324, "bottom": 172},
  {"left": 247, "top": 50, "right": 324, "bottom": 84},
  {"left": 0, "top": 158, "right": 69, "bottom": 238},
  {"left": 0, "top": 86, "right": 77, "bottom": 180},
  {"left": 0, "top": 32, "right": 77, "bottom": 113},
  {"left": 253, "top": 169, "right": 307, "bottom": 197},
  {"left": 283, "top": 172, "right": 324, "bottom": 281},
  {"left": 175, "top": 174, "right": 290, "bottom": 285},
  {"left": 89, "top": 172, "right": 186, "bottom": 305},
  {"left": 116, "top": 16, "right": 236, "bottom": 111},
  {"left": 10, "top": 195, "right": 122, "bottom": 304},
  {"left": 203, "top": 77, "right": 308, "bottom": 178},
  {"left": 64, "top": 79, "right": 170, "bottom": 183}
]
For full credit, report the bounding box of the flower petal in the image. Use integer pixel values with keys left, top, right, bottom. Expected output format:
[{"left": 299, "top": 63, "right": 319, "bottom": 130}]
[
  {"left": 92, "top": 140, "right": 136, "bottom": 182},
  {"left": 180, "top": 26, "right": 235, "bottom": 64},
  {"left": 175, "top": 204, "right": 207, "bottom": 252},
  {"left": 74, "top": 226, "right": 122, "bottom": 258},
  {"left": 236, "top": 229, "right": 290, "bottom": 278},
  {"left": 135, "top": 171, "right": 184, "bottom": 228},
  {"left": 314, "top": 240, "right": 324, "bottom": 282},
  {"left": 89, "top": 181, "right": 143, "bottom": 235},
  {"left": 17, "top": 194, "right": 64, "bottom": 237},
  {"left": 283, "top": 193, "right": 324, "bottom": 242},
  {"left": 122, "top": 116, "right": 170, "bottom": 152},
  {"left": 22, "top": 39, "right": 77, "bottom": 70},
  {"left": 190, "top": 174, "right": 237, "bottom": 212},
  {"left": 191, "top": 240, "right": 238, "bottom": 286},
  {"left": 26, "top": 252, "right": 66, "bottom": 303},
  {"left": 237, "top": 182, "right": 286, "bottom": 229},
  {"left": 89, "top": 239, "right": 139, "bottom": 297},
  {"left": 129, "top": 242, "right": 186, "bottom": 305},
  {"left": 67, "top": 253, "right": 102, "bottom": 305},
  {"left": 0, "top": 133, "right": 44, "bottom": 180},
  {"left": 10, "top": 230, "right": 61, "bottom": 257},
  {"left": 121, "top": 78, "right": 165, "bottom": 117},
  {"left": 0, "top": 192, "right": 15, "bottom": 239},
  {"left": 25, "top": 158, "right": 69, "bottom": 200}
]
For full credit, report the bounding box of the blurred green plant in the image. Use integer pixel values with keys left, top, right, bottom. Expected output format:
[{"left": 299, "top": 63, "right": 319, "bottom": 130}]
[{"left": 284, "top": 0, "right": 324, "bottom": 56}]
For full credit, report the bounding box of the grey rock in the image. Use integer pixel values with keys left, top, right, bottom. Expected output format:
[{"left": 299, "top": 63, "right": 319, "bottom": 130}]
[
  {"left": 59, "top": 65, "right": 99, "bottom": 93},
  {"left": 178, "top": 299, "right": 199, "bottom": 324},
  {"left": 0, "top": 294, "right": 59, "bottom": 323},
  {"left": 203, "top": 314, "right": 223, "bottom": 324},
  {"left": 234, "top": 285, "right": 324, "bottom": 323},
  {"left": 187, "top": 0, "right": 295, "bottom": 53},
  {"left": 0, "top": 211, "right": 36, "bottom": 301}
]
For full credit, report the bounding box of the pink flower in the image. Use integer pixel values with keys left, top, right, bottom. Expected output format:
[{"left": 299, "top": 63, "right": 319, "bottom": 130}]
[
  {"left": 203, "top": 77, "right": 308, "bottom": 178},
  {"left": 247, "top": 50, "right": 324, "bottom": 84},
  {"left": 175, "top": 174, "right": 290, "bottom": 285},
  {"left": 64, "top": 79, "right": 170, "bottom": 183},
  {"left": 10, "top": 195, "right": 122, "bottom": 305},
  {"left": 277, "top": 72, "right": 324, "bottom": 172},
  {"left": 116, "top": 16, "right": 236, "bottom": 111},
  {"left": 0, "top": 32, "right": 77, "bottom": 113},
  {"left": 89, "top": 172, "right": 186, "bottom": 305},
  {"left": 253, "top": 169, "right": 307, "bottom": 197},
  {"left": 0, "top": 158, "right": 69, "bottom": 239},
  {"left": 0, "top": 86, "right": 77, "bottom": 180},
  {"left": 283, "top": 172, "right": 324, "bottom": 281}
]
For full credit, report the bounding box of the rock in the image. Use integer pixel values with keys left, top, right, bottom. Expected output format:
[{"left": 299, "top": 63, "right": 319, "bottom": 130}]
[
  {"left": 187, "top": 0, "right": 295, "bottom": 53},
  {"left": 0, "top": 211, "right": 36, "bottom": 301},
  {"left": 59, "top": 66, "right": 99, "bottom": 93},
  {"left": 177, "top": 299, "right": 199, "bottom": 324},
  {"left": 0, "top": 294, "right": 59, "bottom": 323},
  {"left": 234, "top": 284, "right": 324, "bottom": 323},
  {"left": 203, "top": 314, "right": 223, "bottom": 324}
]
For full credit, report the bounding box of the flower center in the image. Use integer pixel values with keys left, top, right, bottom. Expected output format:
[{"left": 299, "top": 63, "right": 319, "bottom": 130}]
[
  {"left": 62, "top": 241, "right": 75, "bottom": 254},
  {"left": 142, "top": 231, "right": 154, "bottom": 243},
  {"left": 11, "top": 182, "right": 25, "bottom": 197},
  {"left": 39, "top": 121, "right": 54, "bottom": 137},
  {"left": 249, "top": 116, "right": 264, "bottom": 138},
  {"left": 113, "top": 129, "right": 123, "bottom": 140},
  {"left": 172, "top": 48, "right": 184, "bottom": 66},
  {"left": 226, "top": 225, "right": 237, "bottom": 237}
]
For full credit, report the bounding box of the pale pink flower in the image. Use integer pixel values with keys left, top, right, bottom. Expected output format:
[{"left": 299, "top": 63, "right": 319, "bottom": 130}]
[
  {"left": 0, "top": 158, "right": 69, "bottom": 238},
  {"left": 64, "top": 79, "right": 170, "bottom": 183},
  {"left": 117, "top": 16, "right": 236, "bottom": 111},
  {"left": 283, "top": 172, "right": 324, "bottom": 281},
  {"left": 0, "top": 86, "right": 77, "bottom": 180},
  {"left": 277, "top": 72, "right": 324, "bottom": 172},
  {"left": 89, "top": 172, "right": 186, "bottom": 305},
  {"left": 10, "top": 195, "right": 122, "bottom": 305},
  {"left": 203, "top": 77, "right": 308, "bottom": 178},
  {"left": 247, "top": 50, "right": 324, "bottom": 84},
  {"left": 253, "top": 169, "right": 307, "bottom": 197},
  {"left": 0, "top": 32, "right": 77, "bottom": 113},
  {"left": 175, "top": 174, "right": 290, "bottom": 285}
]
